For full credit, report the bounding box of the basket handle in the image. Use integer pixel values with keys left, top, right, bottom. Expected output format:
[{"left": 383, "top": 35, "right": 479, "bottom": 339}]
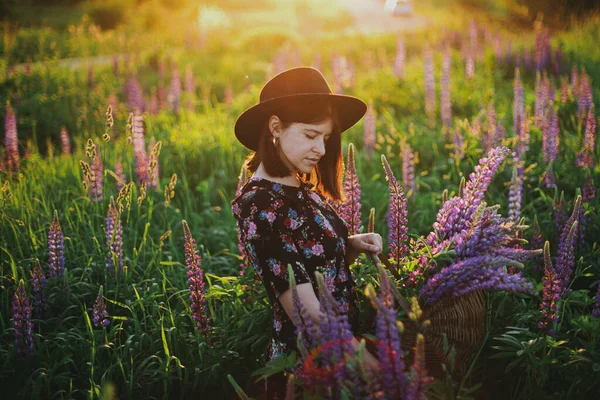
[{"left": 367, "top": 252, "right": 412, "bottom": 315}]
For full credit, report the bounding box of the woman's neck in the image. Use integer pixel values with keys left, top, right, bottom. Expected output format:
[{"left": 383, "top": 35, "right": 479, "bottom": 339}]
[{"left": 253, "top": 163, "right": 301, "bottom": 188}]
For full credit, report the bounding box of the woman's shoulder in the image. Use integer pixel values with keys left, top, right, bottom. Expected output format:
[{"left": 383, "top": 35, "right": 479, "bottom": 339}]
[{"left": 231, "top": 179, "right": 287, "bottom": 219}]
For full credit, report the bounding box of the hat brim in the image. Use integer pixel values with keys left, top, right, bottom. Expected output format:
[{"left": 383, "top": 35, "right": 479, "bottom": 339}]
[{"left": 234, "top": 93, "right": 367, "bottom": 151}]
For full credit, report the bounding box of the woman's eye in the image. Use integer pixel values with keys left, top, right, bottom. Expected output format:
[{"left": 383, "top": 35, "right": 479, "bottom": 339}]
[{"left": 305, "top": 134, "right": 316, "bottom": 139}]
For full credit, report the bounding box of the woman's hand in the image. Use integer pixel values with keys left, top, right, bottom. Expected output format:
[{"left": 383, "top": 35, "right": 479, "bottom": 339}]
[{"left": 346, "top": 233, "right": 383, "bottom": 265}]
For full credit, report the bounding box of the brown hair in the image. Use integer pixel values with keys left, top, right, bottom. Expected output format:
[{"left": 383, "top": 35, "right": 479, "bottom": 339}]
[{"left": 244, "top": 96, "right": 344, "bottom": 201}]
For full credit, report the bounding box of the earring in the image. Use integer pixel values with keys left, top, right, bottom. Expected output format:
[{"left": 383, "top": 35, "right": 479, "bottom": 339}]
[{"left": 272, "top": 137, "right": 278, "bottom": 147}]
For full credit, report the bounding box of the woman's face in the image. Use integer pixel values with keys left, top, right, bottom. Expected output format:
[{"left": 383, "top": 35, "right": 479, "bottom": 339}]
[{"left": 275, "top": 117, "right": 334, "bottom": 175}]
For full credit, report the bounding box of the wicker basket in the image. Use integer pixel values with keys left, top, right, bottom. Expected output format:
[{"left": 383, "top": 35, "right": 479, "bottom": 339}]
[{"left": 368, "top": 254, "right": 487, "bottom": 379}]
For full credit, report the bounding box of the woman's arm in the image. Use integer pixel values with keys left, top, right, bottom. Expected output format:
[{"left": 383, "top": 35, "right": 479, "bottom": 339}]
[
  {"left": 279, "top": 283, "right": 380, "bottom": 368},
  {"left": 346, "top": 233, "right": 383, "bottom": 265}
]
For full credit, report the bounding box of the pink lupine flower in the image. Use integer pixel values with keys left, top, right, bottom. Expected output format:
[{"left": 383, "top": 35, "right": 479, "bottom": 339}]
[
  {"left": 132, "top": 114, "right": 149, "bottom": 185},
  {"left": 338, "top": 143, "right": 362, "bottom": 235},
  {"left": 182, "top": 220, "right": 211, "bottom": 339},
  {"left": 4, "top": 102, "right": 19, "bottom": 172},
  {"left": 106, "top": 198, "right": 124, "bottom": 277}
]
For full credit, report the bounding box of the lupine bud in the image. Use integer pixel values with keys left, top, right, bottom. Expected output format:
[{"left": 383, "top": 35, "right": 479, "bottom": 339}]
[
  {"left": 106, "top": 198, "right": 124, "bottom": 277},
  {"left": 424, "top": 45, "right": 436, "bottom": 126},
  {"left": 92, "top": 286, "right": 110, "bottom": 328},
  {"left": 555, "top": 197, "right": 581, "bottom": 293},
  {"left": 11, "top": 280, "right": 34, "bottom": 359},
  {"left": 48, "top": 210, "right": 65, "bottom": 278},
  {"left": 363, "top": 103, "right": 376, "bottom": 160},
  {"left": 406, "top": 334, "right": 433, "bottom": 400},
  {"left": 339, "top": 144, "right": 362, "bottom": 235},
  {"left": 4, "top": 102, "right": 19, "bottom": 172},
  {"left": 440, "top": 46, "right": 452, "bottom": 129},
  {"left": 182, "top": 220, "right": 210, "bottom": 338},
  {"left": 542, "top": 105, "right": 560, "bottom": 163},
  {"left": 382, "top": 155, "right": 408, "bottom": 267},
  {"left": 30, "top": 261, "right": 47, "bottom": 319}
]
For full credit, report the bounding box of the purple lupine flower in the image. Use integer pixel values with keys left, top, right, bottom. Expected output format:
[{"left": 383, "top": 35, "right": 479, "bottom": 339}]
[
  {"left": 167, "top": 66, "right": 182, "bottom": 113},
  {"left": 508, "top": 163, "right": 523, "bottom": 222},
  {"left": 90, "top": 148, "right": 104, "bottom": 203},
  {"left": 132, "top": 114, "right": 149, "bottom": 185},
  {"left": 538, "top": 241, "right": 561, "bottom": 336},
  {"left": 535, "top": 28, "right": 551, "bottom": 71},
  {"left": 554, "top": 197, "right": 581, "bottom": 293},
  {"left": 542, "top": 105, "right": 560, "bottom": 163},
  {"left": 114, "top": 156, "right": 126, "bottom": 193},
  {"left": 576, "top": 104, "right": 596, "bottom": 169},
  {"left": 30, "top": 261, "right": 47, "bottom": 319},
  {"left": 106, "top": 198, "right": 124, "bottom": 277},
  {"left": 126, "top": 75, "right": 144, "bottom": 113},
  {"left": 552, "top": 191, "right": 567, "bottom": 235},
  {"left": 484, "top": 102, "right": 497, "bottom": 152},
  {"left": 289, "top": 265, "right": 320, "bottom": 352},
  {"left": 182, "top": 220, "right": 210, "bottom": 338},
  {"left": 339, "top": 143, "right": 362, "bottom": 235},
  {"left": 11, "top": 280, "right": 34, "bottom": 359},
  {"left": 534, "top": 72, "right": 548, "bottom": 128},
  {"left": 382, "top": 155, "right": 409, "bottom": 268},
  {"left": 420, "top": 255, "right": 534, "bottom": 305},
  {"left": 440, "top": 46, "right": 452, "bottom": 129},
  {"left": 92, "top": 286, "right": 110, "bottom": 328},
  {"left": 593, "top": 281, "right": 600, "bottom": 318},
  {"left": 577, "top": 71, "right": 592, "bottom": 121},
  {"left": 424, "top": 45, "right": 436, "bottom": 126},
  {"left": 60, "top": 126, "right": 71, "bottom": 156},
  {"left": 369, "top": 267, "right": 407, "bottom": 400},
  {"left": 401, "top": 143, "right": 415, "bottom": 197},
  {"left": 394, "top": 35, "right": 406, "bottom": 78},
  {"left": 427, "top": 146, "right": 511, "bottom": 250},
  {"left": 4, "top": 102, "right": 19, "bottom": 172},
  {"left": 530, "top": 216, "right": 544, "bottom": 274},
  {"left": 48, "top": 210, "right": 65, "bottom": 278},
  {"left": 363, "top": 103, "right": 376, "bottom": 160},
  {"left": 513, "top": 68, "right": 524, "bottom": 141},
  {"left": 407, "top": 334, "right": 433, "bottom": 400}
]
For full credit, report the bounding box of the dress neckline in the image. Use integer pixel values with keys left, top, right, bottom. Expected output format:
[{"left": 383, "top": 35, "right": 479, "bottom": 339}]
[{"left": 247, "top": 175, "right": 307, "bottom": 190}]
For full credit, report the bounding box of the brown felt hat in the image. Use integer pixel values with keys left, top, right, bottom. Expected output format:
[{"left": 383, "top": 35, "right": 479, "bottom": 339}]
[{"left": 234, "top": 67, "right": 367, "bottom": 151}]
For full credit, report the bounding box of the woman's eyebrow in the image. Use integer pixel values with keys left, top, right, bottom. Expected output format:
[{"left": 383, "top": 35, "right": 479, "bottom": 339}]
[{"left": 305, "top": 128, "right": 332, "bottom": 137}]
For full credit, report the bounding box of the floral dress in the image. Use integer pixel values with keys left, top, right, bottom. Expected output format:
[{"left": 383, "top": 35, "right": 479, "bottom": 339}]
[{"left": 231, "top": 176, "right": 360, "bottom": 399}]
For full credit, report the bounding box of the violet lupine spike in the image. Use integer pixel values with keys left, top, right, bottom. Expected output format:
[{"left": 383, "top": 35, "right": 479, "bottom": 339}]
[
  {"left": 577, "top": 71, "right": 592, "bottom": 121},
  {"left": 126, "top": 75, "right": 144, "bottom": 113},
  {"left": 363, "top": 103, "right": 376, "bottom": 160},
  {"left": 106, "top": 198, "right": 124, "bottom": 277},
  {"left": 339, "top": 143, "right": 362, "bottom": 235},
  {"left": 60, "top": 126, "right": 71, "bottom": 156},
  {"left": 542, "top": 105, "right": 560, "bottom": 164},
  {"left": 576, "top": 104, "right": 596, "bottom": 169},
  {"left": 406, "top": 334, "right": 433, "bottom": 400},
  {"left": 382, "top": 155, "right": 409, "bottom": 267},
  {"left": 182, "top": 220, "right": 210, "bottom": 337},
  {"left": 92, "top": 286, "right": 110, "bottom": 328},
  {"left": 534, "top": 72, "right": 550, "bottom": 128},
  {"left": 538, "top": 241, "right": 561, "bottom": 336},
  {"left": 48, "top": 210, "right": 65, "bottom": 279},
  {"left": 11, "top": 279, "right": 34, "bottom": 360},
  {"left": 4, "top": 102, "right": 19, "bottom": 173},
  {"left": 132, "top": 114, "right": 149, "bottom": 185},
  {"left": 288, "top": 265, "right": 320, "bottom": 352},
  {"left": 394, "top": 35, "right": 406, "bottom": 79},
  {"left": 440, "top": 46, "right": 452, "bottom": 129},
  {"left": 402, "top": 143, "right": 415, "bottom": 197},
  {"left": 420, "top": 255, "right": 534, "bottom": 305},
  {"left": 555, "top": 196, "right": 582, "bottom": 293},
  {"left": 592, "top": 281, "right": 600, "bottom": 318},
  {"left": 508, "top": 164, "right": 523, "bottom": 222},
  {"left": 424, "top": 45, "right": 436, "bottom": 126},
  {"left": 168, "top": 66, "right": 182, "bottom": 113},
  {"left": 530, "top": 216, "right": 544, "bottom": 274},
  {"left": 30, "top": 261, "right": 47, "bottom": 319}
]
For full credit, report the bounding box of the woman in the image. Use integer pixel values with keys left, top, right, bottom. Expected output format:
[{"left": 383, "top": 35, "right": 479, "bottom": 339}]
[{"left": 231, "top": 67, "right": 382, "bottom": 399}]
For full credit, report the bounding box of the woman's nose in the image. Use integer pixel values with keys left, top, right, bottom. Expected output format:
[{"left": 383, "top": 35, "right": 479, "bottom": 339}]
[{"left": 314, "top": 137, "right": 326, "bottom": 156}]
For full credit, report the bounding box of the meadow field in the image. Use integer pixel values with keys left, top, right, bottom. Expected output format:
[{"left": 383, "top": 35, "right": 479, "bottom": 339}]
[{"left": 1, "top": 0, "right": 600, "bottom": 399}]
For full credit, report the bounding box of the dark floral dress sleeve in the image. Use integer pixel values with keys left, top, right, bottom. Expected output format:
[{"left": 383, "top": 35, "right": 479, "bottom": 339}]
[{"left": 236, "top": 188, "right": 312, "bottom": 299}]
